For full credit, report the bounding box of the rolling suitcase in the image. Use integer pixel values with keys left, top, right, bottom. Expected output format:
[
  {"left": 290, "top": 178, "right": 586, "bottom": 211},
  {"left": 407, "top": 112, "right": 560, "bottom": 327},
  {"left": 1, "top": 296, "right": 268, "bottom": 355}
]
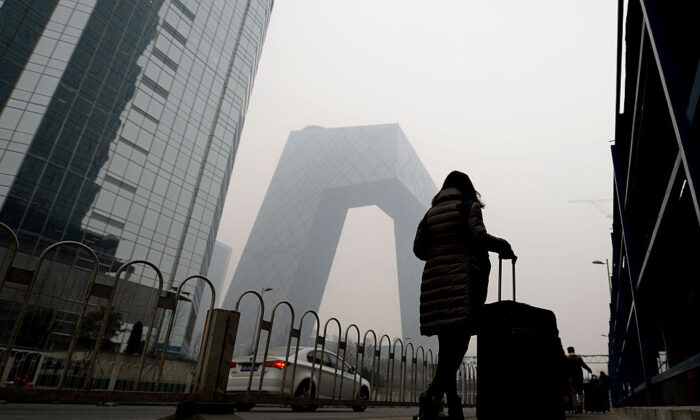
[{"left": 476, "top": 258, "right": 568, "bottom": 420}]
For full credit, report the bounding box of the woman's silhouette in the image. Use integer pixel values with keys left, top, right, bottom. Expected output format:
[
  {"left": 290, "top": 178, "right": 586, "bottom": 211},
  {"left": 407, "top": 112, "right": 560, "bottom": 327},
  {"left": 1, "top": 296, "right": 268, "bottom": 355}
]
[{"left": 413, "top": 170, "right": 516, "bottom": 419}]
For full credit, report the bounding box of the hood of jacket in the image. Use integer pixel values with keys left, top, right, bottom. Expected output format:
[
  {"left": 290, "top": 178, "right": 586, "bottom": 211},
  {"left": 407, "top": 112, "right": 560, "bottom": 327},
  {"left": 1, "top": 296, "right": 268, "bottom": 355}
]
[{"left": 432, "top": 187, "right": 464, "bottom": 206}]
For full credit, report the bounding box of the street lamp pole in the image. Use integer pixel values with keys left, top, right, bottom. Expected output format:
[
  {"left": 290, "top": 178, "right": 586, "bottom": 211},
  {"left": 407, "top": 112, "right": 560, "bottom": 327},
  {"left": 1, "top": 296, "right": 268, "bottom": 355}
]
[
  {"left": 252, "top": 287, "right": 273, "bottom": 352},
  {"left": 592, "top": 259, "right": 611, "bottom": 297}
]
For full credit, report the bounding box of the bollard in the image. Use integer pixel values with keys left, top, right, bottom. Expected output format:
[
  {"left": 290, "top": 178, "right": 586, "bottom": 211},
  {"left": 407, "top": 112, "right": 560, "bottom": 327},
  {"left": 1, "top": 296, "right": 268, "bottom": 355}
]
[{"left": 196, "top": 309, "right": 240, "bottom": 401}]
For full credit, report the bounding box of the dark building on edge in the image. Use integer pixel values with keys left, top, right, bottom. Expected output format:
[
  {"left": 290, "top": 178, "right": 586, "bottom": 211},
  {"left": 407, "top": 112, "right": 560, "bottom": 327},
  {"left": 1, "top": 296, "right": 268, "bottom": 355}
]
[{"left": 609, "top": 0, "right": 700, "bottom": 407}]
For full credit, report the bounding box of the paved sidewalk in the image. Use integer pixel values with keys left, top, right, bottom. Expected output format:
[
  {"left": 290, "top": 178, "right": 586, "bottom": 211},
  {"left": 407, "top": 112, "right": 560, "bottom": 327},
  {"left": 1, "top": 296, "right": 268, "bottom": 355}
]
[
  {"left": 339, "top": 409, "right": 626, "bottom": 420},
  {"left": 0, "top": 404, "right": 626, "bottom": 419},
  {"left": 359, "top": 414, "right": 624, "bottom": 419},
  {"left": 561, "top": 414, "right": 623, "bottom": 420},
  {"left": 422, "top": 412, "right": 623, "bottom": 420}
]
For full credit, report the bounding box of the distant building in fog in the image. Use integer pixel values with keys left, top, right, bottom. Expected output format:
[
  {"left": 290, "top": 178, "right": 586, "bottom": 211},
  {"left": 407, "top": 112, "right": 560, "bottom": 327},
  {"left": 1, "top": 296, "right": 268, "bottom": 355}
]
[{"left": 223, "top": 124, "right": 436, "bottom": 348}]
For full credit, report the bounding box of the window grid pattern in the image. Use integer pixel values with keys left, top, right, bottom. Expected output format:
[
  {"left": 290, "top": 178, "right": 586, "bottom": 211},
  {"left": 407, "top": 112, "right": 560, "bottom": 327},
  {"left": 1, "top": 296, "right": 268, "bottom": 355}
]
[{"left": 0, "top": 0, "right": 273, "bottom": 357}]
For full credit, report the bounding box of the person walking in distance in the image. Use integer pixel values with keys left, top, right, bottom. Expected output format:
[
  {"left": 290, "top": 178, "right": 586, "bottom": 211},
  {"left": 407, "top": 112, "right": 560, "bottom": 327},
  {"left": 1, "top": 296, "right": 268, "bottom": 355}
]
[
  {"left": 566, "top": 346, "right": 592, "bottom": 413},
  {"left": 413, "top": 171, "right": 516, "bottom": 420}
]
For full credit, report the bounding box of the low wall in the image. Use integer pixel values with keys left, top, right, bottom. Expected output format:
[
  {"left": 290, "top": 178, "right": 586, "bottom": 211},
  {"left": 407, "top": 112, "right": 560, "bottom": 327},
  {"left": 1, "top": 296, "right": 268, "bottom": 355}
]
[
  {"left": 616, "top": 407, "right": 700, "bottom": 420},
  {"left": 31, "top": 351, "right": 197, "bottom": 391}
]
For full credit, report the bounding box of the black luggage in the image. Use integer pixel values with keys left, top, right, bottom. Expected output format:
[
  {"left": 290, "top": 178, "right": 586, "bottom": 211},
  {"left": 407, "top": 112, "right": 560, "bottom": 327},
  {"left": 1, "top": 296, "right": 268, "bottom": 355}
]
[{"left": 476, "top": 258, "right": 568, "bottom": 420}]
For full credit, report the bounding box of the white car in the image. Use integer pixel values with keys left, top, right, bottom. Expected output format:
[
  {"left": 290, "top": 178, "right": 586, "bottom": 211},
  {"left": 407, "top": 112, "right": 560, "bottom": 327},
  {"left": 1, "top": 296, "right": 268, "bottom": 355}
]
[{"left": 227, "top": 346, "right": 371, "bottom": 412}]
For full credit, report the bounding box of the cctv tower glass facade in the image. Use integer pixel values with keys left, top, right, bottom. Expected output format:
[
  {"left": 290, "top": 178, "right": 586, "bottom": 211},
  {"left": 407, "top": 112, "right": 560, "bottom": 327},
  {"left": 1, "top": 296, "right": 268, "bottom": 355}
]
[
  {"left": 0, "top": 0, "right": 272, "bottom": 356},
  {"left": 223, "top": 124, "right": 437, "bottom": 349}
]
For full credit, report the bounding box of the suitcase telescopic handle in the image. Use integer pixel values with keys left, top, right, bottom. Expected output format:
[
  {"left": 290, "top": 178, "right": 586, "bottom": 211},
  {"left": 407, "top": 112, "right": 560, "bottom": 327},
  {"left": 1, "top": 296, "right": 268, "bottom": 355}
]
[{"left": 498, "top": 256, "right": 516, "bottom": 302}]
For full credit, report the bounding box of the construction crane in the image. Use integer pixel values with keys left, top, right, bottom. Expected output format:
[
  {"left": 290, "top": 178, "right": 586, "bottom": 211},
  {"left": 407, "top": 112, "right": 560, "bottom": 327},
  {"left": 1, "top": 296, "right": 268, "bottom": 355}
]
[{"left": 567, "top": 199, "right": 613, "bottom": 219}]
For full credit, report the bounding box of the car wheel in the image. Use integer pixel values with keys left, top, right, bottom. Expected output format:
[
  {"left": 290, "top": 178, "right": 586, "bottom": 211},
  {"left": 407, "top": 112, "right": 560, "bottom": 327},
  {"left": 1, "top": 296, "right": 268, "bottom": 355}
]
[
  {"left": 352, "top": 387, "right": 369, "bottom": 412},
  {"left": 234, "top": 403, "right": 255, "bottom": 412},
  {"left": 291, "top": 380, "right": 318, "bottom": 412}
]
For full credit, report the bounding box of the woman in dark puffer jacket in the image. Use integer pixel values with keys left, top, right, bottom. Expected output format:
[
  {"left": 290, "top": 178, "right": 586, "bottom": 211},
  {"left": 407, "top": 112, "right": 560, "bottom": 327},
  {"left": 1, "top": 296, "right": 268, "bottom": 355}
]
[{"left": 413, "top": 171, "right": 516, "bottom": 420}]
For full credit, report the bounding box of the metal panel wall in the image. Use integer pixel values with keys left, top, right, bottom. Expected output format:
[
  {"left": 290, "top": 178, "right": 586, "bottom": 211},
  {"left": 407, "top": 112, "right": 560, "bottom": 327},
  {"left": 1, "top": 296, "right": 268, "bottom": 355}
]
[{"left": 610, "top": 0, "right": 700, "bottom": 406}]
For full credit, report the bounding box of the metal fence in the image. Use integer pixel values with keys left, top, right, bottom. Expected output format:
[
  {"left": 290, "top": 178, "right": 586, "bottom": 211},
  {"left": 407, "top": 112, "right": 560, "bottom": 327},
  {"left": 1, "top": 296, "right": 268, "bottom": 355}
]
[{"left": 0, "top": 223, "right": 476, "bottom": 410}]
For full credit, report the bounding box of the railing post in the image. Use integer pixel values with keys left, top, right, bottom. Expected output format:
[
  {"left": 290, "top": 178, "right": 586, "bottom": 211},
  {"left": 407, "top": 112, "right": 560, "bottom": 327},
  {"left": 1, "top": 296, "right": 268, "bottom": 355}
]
[
  {"left": 0, "top": 352, "right": 14, "bottom": 386},
  {"left": 0, "top": 222, "right": 19, "bottom": 291},
  {"left": 107, "top": 361, "right": 121, "bottom": 391},
  {"left": 196, "top": 309, "right": 239, "bottom": 401}
]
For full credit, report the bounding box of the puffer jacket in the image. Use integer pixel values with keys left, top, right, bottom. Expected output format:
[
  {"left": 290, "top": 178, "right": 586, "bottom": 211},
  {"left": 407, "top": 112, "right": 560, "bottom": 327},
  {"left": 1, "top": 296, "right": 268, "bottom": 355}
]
[{"left": 413, "top": 187, "right": 511, "bottom": 336}]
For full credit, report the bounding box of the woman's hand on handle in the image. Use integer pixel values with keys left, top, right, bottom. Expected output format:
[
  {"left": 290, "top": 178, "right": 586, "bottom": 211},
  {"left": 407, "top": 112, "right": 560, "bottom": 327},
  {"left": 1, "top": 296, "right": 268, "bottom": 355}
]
[{"left": 499, "top": 245, "right": 517, "bottom": 262}]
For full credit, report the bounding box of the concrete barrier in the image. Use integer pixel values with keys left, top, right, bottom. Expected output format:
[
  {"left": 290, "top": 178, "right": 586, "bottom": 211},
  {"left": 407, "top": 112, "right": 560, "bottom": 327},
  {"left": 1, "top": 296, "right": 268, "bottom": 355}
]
[{"left": 616, "top": 407, "right": 700, "bottom": 420}]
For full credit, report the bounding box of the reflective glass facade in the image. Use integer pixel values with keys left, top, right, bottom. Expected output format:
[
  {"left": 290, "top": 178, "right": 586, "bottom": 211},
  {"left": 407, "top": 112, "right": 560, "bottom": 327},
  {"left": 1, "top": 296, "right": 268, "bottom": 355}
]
[
  {"left": 223, "top": 124, "right": 436, "bottom": 349},
  {"left": 0, "top": 0, "right": 273, "bottom": 356}
]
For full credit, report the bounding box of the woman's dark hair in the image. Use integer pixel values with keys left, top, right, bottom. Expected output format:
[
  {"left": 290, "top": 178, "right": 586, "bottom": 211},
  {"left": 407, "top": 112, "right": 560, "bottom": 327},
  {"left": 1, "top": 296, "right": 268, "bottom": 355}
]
[{"left": 435, "top": 170, "right": 484, "bottom": 207}]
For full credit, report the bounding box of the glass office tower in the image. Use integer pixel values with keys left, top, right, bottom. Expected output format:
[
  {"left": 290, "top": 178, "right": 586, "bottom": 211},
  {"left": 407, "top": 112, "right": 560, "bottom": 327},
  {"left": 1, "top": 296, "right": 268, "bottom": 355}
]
[{"left": 0, "top": 0, "right": 272, "bottom": 356}]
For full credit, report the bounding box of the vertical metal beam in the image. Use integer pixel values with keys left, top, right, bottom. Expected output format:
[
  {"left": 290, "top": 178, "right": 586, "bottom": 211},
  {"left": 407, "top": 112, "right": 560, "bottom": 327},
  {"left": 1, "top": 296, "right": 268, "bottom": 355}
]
[
  {"left": 611, "top": 145, "right": 654, "bottom": 404},
  {"left": 639, "top": 0, "right": 700, "bottom": 224},
  {"left": 637, "top": 153, "right": 681, "bottom": 289},
  {"left": 623, "top": 22, "right": 648, "bottom": 209},
  {"left": 611, "top": 146, "right": 632, "bottom": 405},
  {"left": 0, "top": 222, "right": 19, "bottom": 292},
  {"left": 609, "top": 220, "right": 626, "bottom": 406}
]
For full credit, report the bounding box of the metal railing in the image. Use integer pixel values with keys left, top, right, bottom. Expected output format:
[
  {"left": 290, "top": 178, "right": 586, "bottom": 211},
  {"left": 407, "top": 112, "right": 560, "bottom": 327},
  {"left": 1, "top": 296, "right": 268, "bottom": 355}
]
[
  {"left": 225, "top": 290, "right": 467, "bottom": 409},
  {"left": 0, "top": 222, "right": 213, "bottom": 399},
  {"left": 0, "top": 223, "right": 476, "bottom": 410}
]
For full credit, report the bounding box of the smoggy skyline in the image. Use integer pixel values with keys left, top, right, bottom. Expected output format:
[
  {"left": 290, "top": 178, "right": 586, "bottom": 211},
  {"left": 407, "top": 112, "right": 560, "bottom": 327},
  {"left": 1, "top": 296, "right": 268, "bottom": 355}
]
[{"left": 216, "top": 0, "right": 616, "bottom": 360}]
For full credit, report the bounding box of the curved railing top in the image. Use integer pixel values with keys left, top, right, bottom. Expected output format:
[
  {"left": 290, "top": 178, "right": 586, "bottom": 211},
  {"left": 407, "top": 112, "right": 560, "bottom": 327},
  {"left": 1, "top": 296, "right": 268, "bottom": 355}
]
[
  {"left": 0, "top": 221, "right": 19, "bottom": 252},
  {"left": 178, "top": 274, "right": 216, "bottom": 306},
  {"left": 343, "top": 323, "right": 361, "bottom": 343},
  {"left": 234, "top": 290, "right": 265, "bottom": 325},
  {"left": 270, "top": 300, "right": 295, "bottom": 326},
  {"left": 392, "top": 337, "right": 404, "bottom": 355},
  {"left": 39, "top": 240, "right": 100, "bottom": 270},
  {"left": 0, "top": 222, "right": 19, "bottom": 291},
  {"left": 378, "top": 333, "right": 392, "bottom": 348},
  {"left": 405, "top": 341, "right": 415, "bottom": 358},
  {"left": 322, "top": 317, "right": 341, "bottom": 338},
  {"left": 114, "top": 259, "right": 164, "bottom": 290},
  {"left": 298, "top": 309, "right": 320, "bottom": 334},
  {"left": 427, "top": 348, "right": 435, "bottom": 364},
  {"left": 362, "top": 329, "right": 377, "bottom": 346}
]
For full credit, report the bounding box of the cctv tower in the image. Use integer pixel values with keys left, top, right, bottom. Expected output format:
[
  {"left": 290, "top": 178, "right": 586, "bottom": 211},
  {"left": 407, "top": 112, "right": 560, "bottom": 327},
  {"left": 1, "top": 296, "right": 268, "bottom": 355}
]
[{"left": 223, "top": 124, "right": 436, "bottom": 346}]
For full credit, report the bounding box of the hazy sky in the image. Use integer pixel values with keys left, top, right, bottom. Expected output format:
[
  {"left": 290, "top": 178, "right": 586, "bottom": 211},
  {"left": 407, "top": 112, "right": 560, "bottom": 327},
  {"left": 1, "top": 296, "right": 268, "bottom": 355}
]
[{"left": 216, "top": 0, "right": 617, "bottom": 360}]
